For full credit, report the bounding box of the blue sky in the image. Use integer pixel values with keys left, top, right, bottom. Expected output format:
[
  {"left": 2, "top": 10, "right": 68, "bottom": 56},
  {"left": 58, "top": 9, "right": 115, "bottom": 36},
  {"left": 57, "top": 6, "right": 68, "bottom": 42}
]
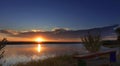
[{"left": 0, "top": 0, "right": 120, "bottom": 31}]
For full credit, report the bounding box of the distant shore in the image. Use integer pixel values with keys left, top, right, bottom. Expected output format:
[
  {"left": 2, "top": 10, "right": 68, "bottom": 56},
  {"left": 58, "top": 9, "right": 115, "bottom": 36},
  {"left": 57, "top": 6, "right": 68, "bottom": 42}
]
[
  {"left": 1, "top": 41, "right": 82, "bottom": 45},
  {"left": 0, "top": 40, "right": 120, "bottom": 45}
]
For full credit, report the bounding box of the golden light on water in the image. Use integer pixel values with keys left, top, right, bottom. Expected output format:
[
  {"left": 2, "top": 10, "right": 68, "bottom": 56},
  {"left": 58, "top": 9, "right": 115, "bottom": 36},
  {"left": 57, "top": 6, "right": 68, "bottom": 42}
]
[{"left": 37, "top": 44, "right": 41, "bottom": 52}]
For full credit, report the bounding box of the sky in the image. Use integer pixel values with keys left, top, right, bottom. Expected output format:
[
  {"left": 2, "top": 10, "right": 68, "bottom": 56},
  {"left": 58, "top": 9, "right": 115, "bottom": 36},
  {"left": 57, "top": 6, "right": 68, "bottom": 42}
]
[{"left": 0, "top": 0, "right": 120, "bottom": 41}]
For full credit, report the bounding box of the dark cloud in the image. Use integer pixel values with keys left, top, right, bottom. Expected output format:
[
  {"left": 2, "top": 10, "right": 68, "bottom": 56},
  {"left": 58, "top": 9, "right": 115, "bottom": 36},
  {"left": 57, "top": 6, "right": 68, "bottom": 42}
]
[
  {"left": 0, "top": 25, "right": 118, "bottom": 41},
  {"left": 0, "top": 30, "right": 18, "bottom": 35}
]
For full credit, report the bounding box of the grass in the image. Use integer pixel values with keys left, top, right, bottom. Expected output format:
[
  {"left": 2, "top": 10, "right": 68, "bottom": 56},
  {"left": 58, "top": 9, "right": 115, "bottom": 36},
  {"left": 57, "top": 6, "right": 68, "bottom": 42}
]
[
  {"left": 12, "top": 53, "right": 120, "bottom": 66},
  {"left": 13, "top": 55, "right": 77, "bottom": 66}
]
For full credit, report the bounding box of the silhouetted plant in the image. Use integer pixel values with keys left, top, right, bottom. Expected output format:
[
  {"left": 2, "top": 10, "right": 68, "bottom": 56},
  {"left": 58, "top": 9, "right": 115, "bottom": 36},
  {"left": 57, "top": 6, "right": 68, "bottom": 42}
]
[
  {"left": 115, "top": 27, "right": 120, "bottom": 41},
  {"left": 0, "top": 38, "right": 7, "bottom": 59},
  {"left": 81, "top": 31, "right": 101, "bottom": 52}
]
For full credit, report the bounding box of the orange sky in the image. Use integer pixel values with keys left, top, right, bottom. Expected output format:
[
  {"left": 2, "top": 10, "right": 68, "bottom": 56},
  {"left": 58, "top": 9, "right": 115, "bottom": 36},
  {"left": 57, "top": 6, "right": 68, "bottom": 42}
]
[{"left": 0, "top": 25, "right": 117, "bottom": 42}]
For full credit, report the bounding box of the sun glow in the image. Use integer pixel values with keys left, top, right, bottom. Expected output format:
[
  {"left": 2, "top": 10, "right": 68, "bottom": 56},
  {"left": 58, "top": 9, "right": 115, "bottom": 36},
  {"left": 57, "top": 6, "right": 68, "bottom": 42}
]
[{"left": 35, "top": 37, "right": 44, "bottom": 42}]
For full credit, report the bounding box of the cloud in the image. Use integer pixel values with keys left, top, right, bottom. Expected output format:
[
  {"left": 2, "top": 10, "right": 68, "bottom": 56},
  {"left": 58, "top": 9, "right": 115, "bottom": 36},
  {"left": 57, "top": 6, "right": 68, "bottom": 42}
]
[
  {"left": 0, "top": 25, "right": 118, "bottom": 41},
  {"left": 0, "top": 30, "right": 18, "bottom": 35},
  {"left": 52, "top": 28, "right": 70, "bottom": 31}
]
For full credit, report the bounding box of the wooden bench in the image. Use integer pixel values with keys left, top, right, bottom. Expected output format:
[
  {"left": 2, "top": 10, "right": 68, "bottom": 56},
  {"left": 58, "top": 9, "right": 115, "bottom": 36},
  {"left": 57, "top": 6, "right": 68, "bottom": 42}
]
[{"left": 74, "top": 49, "right": 117, "bottom": 66}]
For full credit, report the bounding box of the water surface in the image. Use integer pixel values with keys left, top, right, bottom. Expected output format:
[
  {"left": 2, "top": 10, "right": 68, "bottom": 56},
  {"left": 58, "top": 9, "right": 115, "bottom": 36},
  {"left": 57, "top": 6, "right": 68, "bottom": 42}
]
[{"left": 1, "top": 44, "right": 86, "bottom": 66}]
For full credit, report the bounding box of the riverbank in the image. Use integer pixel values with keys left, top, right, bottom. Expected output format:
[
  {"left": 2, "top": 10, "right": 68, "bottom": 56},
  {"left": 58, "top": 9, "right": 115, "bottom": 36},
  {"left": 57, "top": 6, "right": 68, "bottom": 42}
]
[
  {"left": 13, "top": 55, "right": 77, "bottom": 66},
  {"left": 13, "top": 54, "right": 120, "bottom": 66}
]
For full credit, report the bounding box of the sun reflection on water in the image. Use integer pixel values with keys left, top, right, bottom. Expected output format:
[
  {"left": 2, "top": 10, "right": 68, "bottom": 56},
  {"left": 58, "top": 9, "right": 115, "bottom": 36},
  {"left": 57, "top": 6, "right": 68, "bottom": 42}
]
[{"left": 37, "top": 44, "right": 41, "bottom": 52}]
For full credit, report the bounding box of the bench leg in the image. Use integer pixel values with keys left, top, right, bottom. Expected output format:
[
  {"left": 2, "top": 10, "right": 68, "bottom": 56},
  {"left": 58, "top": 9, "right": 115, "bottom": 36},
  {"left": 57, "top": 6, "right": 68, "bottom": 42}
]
[
  {"left": 109, "top": 52, "right": 117, "bottom": 66},
  {"left": 77, "top": 59, "right": 87, "bottom": 66},
  {"left": 109, "top": 52, "right": 116, "bottom": 63}
]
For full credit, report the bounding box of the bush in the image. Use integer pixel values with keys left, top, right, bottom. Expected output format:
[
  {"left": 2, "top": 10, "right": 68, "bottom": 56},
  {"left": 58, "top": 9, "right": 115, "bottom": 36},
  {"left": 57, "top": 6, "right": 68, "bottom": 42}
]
[
  {"left": 81, "top": 31, "right": 102, "bottom": 52},
  {"left": 115, "top": 27, "right": 120, "bottom": 41},
  {"left": 0, "top": 38, "right": 7, "bottom": 59}
]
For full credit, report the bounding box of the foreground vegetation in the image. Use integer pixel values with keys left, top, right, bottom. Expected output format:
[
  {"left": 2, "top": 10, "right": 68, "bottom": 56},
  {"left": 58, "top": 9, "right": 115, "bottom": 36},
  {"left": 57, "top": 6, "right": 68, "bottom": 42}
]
[
  {"left": 13, "top": 55, "right": 77, "bottom": 66},
  {"left": 0, "top": 38, "right": 7, "bottom": 59},
  {"left": 12, "top": 55, "right": 120, "bottom": 66}
]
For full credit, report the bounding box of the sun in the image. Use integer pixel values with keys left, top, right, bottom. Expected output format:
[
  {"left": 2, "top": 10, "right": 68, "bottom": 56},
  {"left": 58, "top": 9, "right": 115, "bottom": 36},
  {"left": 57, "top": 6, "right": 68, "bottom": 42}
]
[{"left": 35, "top": 37, "right": 44, "bottom": 42}]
